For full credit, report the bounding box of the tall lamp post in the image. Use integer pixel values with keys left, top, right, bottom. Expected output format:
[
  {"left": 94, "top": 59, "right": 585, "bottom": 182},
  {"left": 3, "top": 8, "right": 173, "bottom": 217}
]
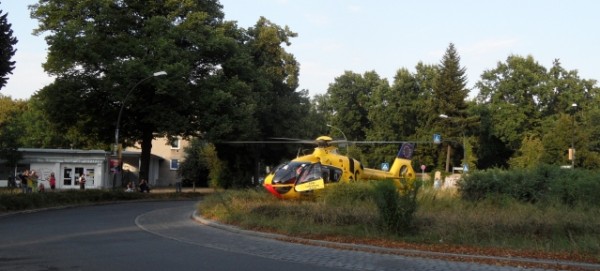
[
  {"left": 114, "top": 71, "right": 167, "bottom": 150},
  {"left": 439, "top": 114, "right": 466, "bottom": 173},
  {"left": 112, "top": 71, "right": 167, "bottom": 189},
  {"left": 570, "top": 103, "right": 577, "bottom": 169},
  {"left": 326, "top": 124, "right": 348, "bottom": 154}
]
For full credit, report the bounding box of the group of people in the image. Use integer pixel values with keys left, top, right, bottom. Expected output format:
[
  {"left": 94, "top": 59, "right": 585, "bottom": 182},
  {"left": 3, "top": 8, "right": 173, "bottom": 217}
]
[
  {"left": 16, "top": 170, "right": 56, "bottom": 193},
  {"left": 126, "top": 178, "right": 151, "bottom": 193},
  {"left": 14, "top": 169, "right": 152, "bottom": 193}
]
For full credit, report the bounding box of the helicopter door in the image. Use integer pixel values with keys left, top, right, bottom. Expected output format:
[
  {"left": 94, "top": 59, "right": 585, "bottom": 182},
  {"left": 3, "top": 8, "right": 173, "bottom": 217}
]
[{"left": 294, "top": 163, "right": 325, "bottom": 192}]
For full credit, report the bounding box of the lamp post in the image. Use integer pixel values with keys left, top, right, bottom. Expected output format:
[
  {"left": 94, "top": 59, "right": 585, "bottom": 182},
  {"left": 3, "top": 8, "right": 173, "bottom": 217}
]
[
  {"left": 114, "top": 71, "right": 167, "bottom": 152},
  {"left": 439, "top": 114, "right": 466, "bottom": 173},
  {"left": 326, "top": 124, "right": 348, "bottom": 154},
  {"left": 570, "top": 103, "right": 577, "bottom": 169},
  {"left": 112, "top": 71, "right": 167, "bottom": 189}
]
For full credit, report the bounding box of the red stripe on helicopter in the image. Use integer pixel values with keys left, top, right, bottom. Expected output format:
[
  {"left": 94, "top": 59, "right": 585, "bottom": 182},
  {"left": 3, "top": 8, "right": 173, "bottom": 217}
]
[{"left": 263, "top": 184, "right": 283, "bottom": 199}]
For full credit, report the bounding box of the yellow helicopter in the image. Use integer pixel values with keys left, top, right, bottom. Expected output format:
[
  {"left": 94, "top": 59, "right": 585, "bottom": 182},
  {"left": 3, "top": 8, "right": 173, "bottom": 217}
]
[{"left": 262, "top": 136, "right": 416, "bottom": 199}]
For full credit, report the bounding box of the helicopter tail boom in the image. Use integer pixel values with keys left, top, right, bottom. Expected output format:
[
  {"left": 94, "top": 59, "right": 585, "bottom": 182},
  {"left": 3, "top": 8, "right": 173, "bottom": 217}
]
[
  {"left": 360, "top": 143, "right": 416, "bottom": 181},
  {"left": 389, "top": 143, "right": 415, "bottom": 177}
]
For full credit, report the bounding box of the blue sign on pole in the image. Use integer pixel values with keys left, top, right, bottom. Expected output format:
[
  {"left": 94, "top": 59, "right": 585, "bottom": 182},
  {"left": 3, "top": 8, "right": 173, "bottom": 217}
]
[
  {"left": 381, "top": 163, "right": 390, "bottom": 171},
  {"left": 463, "top": 164, "right": 469, "bottom": 172},
  {"left": 433, "top": 134, "right": 441, "bottom": 144}
]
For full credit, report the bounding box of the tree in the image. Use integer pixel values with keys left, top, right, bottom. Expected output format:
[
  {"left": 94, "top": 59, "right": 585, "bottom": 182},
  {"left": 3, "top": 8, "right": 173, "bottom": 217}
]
[
  {"left": 364, "top": 68, "right": 420, "bottom": 167},
  {"left": 30, "top": 0, "right": 240, "bottom": 179},
  {"left": 0, "top": 95, "right": 24, "bottom": 171},
  {"left": 208, "top": 17, "right": 308, "bottom": 186},
  {"left": 326, "top": 71, "right": 382, "bottom": 142},
  {"left": 475, "top": 55, "right": 600, "bottom": 168},
  {"left": 509, "top": 134, "right": 544, "bottom": 169},
  {"left": 475, "top": 55, "right": 548, "bottom": 151},
  {"left": 432, "top": 43, "right": 471, "bottom": 171},
  {"left": 0, "top": 5, "right": 17, "bottom": 90}
]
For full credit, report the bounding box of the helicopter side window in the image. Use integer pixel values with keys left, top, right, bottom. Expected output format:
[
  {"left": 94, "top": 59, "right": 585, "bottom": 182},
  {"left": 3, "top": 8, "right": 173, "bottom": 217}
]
[
  {"left": 296, "top": 163, "right": 322, "bottom": 185},
  {"left": 322, "top": 167, "right": 330, "bottom": 183},
  {"left": 320, "top": 166, "right": 342, "bottom": 183},
  {"left": 272, "top": 162, "right": 308, "bottom": 185}
]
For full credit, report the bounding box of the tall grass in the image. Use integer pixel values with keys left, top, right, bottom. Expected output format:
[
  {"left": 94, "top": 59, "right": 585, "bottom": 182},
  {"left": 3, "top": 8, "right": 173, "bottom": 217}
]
[
  {"left": 198, "top": 183, "right": 600, "bottom": 260},
  {"left": 416, "top": 189, "right": 600, "bottom": 254}
]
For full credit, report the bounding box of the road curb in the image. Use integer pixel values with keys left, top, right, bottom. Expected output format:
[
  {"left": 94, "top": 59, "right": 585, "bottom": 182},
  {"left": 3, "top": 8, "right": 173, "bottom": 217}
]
[{"left": 192, "top": 211, "right": 600, "bottom": 271}]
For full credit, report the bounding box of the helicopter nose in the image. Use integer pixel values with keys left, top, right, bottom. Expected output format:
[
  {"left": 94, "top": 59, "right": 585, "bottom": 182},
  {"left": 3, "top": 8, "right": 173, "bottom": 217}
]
[
  {"left": 263, "top": 184, "right": 282, "bottom": 199},
  {"left": 262, "top": 174, "right": 282, "bottom": 198}
]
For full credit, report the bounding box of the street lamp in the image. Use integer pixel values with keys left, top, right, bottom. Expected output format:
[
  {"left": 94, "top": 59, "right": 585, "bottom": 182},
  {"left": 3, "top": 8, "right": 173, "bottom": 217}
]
[
  {"left": 114, "top": 71, "right": 167, "bottom": 152},
  {"left": 439, "top": 114, "right": 466, "bottom": 173},
  {"left": 112, "top": 71, "right": 167, "bottom": 189},
  {"left": 570, "top": 103, "right": 577, "bottom": 169},
  {"left": 326, "top": 124, "right": 348, "bottom": 154}
]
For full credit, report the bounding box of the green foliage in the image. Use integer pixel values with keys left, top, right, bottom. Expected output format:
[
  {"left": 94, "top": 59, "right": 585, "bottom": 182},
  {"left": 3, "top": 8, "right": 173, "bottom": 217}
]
[
  {"left": 179, "top": 139, "right": 224, "bottom": 188},
  {"left": 316, "top": 182, "right": 375, "bottom": 205},
  {"left": 199, "top": 184, "right": 600, "bottom": 257},
  {"left": 509, "top": 134, "right": 544, "bottom": 168},
  {"left": 202, "top": 144, "right": 225, "bottom": 188},
  {"left": 0, "top": 96, "right": 24, "bottom": 167},
  {"left": 0, "top": 9, "right": 17, "bottom": 89},
  {"left": 325, "top": 71, "right": 382, "bottom": 141},
  {"left": 373, "top": 180, "right": 421, "bottom": 234},
  {"left": 459, "top": 165, "right": 600, "bottom": 206}
]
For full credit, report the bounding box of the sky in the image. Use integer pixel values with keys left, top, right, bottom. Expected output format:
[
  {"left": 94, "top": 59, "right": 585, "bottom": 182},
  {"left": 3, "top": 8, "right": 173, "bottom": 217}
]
[{"left": 2, "top": 0, "right": 599, "bottom": 100}]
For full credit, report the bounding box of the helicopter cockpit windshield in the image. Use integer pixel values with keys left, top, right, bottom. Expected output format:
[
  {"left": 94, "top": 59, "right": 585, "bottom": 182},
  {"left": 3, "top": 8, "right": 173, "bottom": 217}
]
[{"left": 271, "top": 161, "right": 309, "bottom": 185}]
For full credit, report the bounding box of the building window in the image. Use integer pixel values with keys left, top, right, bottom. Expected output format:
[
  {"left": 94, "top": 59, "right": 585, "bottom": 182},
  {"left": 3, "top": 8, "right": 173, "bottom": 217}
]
[
  {"left": 170, "top": 159, "right": 179, "bottom": 170},
  {"left": 170, "top": 138, "right": 180, "bottom": 149}
]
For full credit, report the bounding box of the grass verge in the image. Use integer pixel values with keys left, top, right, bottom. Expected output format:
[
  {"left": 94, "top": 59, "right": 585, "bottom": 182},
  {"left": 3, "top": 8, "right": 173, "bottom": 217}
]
[{"left": 197, "top": 185, "right": 600, "bottom": 264}]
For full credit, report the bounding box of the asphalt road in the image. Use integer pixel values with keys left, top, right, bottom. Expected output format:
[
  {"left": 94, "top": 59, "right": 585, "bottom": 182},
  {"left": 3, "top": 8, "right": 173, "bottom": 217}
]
[{"left": 0, "top": 200, "right": 583, "bottom": 271}]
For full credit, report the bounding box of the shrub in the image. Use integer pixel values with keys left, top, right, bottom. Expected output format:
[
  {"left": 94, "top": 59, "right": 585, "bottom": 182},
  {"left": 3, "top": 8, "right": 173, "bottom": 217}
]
[
  {"left": 459, "top": 165, "right": 600, "bottom": 207},
  {"left": 316, "top": 182, "right": 375, "bottom": 205},
  {"left": 373, "top": 179, "right": 421, "bottom": 234}
]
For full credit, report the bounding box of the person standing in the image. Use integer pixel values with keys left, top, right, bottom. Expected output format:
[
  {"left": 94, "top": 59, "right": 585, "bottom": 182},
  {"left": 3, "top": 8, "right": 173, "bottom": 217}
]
[
  {"left": 79, "top": 173, "right": 86, "bottom": 190},
  {"left": 49, "top": 172, "right": 56, "bottom": 191},
  {"left": 18, "top": 170, "right": 29, "bottom": 193},
  {"left": 29, "top": 170, "right": 39, "bottom": 193}
]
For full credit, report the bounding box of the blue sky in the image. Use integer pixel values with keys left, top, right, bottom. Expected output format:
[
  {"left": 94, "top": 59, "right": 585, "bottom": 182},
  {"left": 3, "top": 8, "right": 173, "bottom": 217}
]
[{"left": 2, "top": 0, "right": 599, "bottom": 100}]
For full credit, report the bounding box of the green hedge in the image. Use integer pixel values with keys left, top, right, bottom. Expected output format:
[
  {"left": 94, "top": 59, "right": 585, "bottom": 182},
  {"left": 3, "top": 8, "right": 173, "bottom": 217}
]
[{"left": 458, "top": 165, "right": 600, "bottom": 206}]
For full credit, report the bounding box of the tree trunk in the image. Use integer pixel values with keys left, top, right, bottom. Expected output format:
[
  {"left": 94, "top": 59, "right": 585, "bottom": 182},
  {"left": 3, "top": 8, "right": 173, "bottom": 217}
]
[{"left": 140, "top": 127, "right": 154, "bottom": 181}]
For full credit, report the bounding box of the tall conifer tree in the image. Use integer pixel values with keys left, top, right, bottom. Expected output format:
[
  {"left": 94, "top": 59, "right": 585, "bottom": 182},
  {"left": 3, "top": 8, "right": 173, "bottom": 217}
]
[{"left": 0, "top": 5, "right": 17, "bottom": 90}]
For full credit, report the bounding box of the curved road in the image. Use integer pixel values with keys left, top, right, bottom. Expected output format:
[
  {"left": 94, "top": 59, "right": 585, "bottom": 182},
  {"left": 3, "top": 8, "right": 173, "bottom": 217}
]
[{"left": 0, "top": 200, "right": 584, "bottom": 271}]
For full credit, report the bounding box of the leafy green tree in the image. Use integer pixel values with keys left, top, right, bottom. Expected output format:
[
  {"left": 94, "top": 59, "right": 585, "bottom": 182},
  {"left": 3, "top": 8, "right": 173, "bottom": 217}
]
[
  {"left": 0, "top": 95, "right": 24, "bottom": 170},
  {"left": 475, "top": 55, "right": 600, "bottom": 168},
  {"left": 476, "top": 55, "right": 548, "bottom": 151},
  {"left": 509, "top": 134, "right": 544, "bottom": 168},
  {"left": 411, "top": 62, "right": 440, "bottom": 170},
  {"left": 364, "top": 68, "right": 420, "bottom": 167},
  {"left": 470, "top": 102, "right": 512, "bottom": 169},
  {"left": 30, "top": 0, "right": 242, "bottom": 179},
  {"left": 0, "top": 6, "right": 17, "bottom": 90},
  {"left": 209, "top": 17, "right": 309, "bottom": 186},
  {"left": 326, "top": 71, "right": 383, "bottom": 142}
]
